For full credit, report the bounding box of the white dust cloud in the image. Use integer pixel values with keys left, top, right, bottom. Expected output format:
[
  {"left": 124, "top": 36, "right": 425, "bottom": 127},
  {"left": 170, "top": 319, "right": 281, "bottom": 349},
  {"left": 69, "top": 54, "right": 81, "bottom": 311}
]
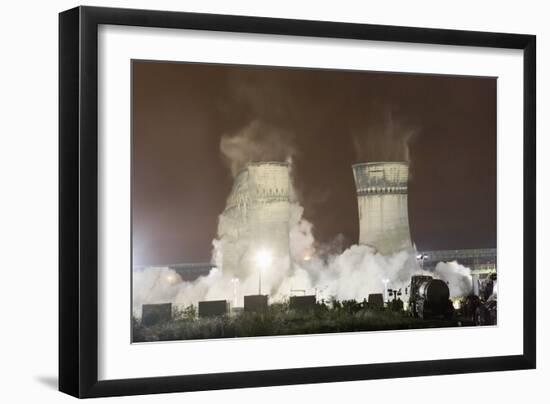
[
  {"left": 434, "top": 261, "right": 473, "bottom": 298},
  {"left": 220, "top": 120, "right": 294, "bottom": 177},
  {"left": 133, "top": 198, "right": 472, "bottom": 314}
]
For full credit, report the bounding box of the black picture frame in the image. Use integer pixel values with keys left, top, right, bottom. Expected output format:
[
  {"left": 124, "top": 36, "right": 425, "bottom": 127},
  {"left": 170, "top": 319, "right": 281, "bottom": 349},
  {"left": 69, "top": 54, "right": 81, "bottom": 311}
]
[{"left": 59, "top": 5, "right": 536, "bottom": 398}]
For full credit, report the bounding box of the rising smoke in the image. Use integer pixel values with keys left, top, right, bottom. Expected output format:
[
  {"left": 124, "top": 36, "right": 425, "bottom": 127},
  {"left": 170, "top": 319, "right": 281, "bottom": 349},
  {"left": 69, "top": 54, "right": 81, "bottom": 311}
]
[
  {"left": 352, "top": 110, "right": 417, "bottom": 163},
  {"left": 220, "top": 120, "right": 295, "bottom": 177},
  {"left": 434, "top": 261, "right": 473, "bottom": 298}
]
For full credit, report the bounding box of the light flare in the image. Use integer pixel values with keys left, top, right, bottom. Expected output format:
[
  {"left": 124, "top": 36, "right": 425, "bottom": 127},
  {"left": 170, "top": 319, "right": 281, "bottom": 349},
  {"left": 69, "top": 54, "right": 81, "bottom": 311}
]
[{"left": 255, "top": 248, "right": 273, "bottom": 269}]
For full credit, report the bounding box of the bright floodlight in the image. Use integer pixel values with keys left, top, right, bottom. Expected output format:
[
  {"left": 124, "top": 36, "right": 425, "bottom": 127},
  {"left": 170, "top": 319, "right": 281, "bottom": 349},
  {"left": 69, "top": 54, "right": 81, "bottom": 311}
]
[
  {"left": 165, "top": 273, "right": 175, "bottom": 283},
  {"left": 255, "top": 249, "right": 272, "bottom": 269}
]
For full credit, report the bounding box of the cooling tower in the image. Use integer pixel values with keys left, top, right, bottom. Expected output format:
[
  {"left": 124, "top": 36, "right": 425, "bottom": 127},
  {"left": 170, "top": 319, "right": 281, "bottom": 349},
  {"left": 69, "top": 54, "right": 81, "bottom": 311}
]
[
  {"left": 352, "top": 162, "right": 414, "bottom": 255},
  {"left": 217, "top": 162, "right": 293, "bottom": 283}
]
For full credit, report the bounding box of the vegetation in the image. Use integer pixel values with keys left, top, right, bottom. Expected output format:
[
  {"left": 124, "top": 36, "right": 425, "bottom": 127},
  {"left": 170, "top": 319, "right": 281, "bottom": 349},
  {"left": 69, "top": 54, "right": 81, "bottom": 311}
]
[{"left": 132, "top": 298, "right": 460, "bottom": 342}]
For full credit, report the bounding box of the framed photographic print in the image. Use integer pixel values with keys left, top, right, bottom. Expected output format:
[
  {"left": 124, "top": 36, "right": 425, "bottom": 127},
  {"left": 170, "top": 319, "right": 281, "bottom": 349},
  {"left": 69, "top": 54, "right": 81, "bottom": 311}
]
[{"left": 59, "top": 6, "right": 536, "bottom": 398}]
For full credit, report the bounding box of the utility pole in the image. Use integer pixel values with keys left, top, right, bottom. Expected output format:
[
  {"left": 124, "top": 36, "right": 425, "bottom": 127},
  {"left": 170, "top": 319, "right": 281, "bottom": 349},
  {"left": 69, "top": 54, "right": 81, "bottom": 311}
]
[
  {"left": 231, "top": 278, "right": 239, "bottom": 307},
  {"left": 258, "top": 269, "right": 261, "bottom": 295}
]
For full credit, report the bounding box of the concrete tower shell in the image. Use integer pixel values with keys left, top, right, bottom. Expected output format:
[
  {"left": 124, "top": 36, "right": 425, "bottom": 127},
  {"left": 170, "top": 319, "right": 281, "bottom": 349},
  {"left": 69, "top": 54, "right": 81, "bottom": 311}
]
[
  {"left": 218, "top": 162, "right": 292, "bottom": 281},
  {"left": 352, "top": 162, "right": 414, "bottom": 255}
]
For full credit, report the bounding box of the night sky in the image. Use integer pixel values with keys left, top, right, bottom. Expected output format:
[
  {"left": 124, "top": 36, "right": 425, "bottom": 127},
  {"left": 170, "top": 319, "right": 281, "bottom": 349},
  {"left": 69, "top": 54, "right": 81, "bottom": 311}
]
[{"left": 132, "top": 61, "right": 496, "bottom": 267}]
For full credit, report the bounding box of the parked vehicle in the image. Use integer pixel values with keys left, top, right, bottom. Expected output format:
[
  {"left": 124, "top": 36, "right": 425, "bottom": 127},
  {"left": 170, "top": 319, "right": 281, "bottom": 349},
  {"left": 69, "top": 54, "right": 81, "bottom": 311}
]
[{"left": 408, "top": 275, "right": 454, "bottom": 319}]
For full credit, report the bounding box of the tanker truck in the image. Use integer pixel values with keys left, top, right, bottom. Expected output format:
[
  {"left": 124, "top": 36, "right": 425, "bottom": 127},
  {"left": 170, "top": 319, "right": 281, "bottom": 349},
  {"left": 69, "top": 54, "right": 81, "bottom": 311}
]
[{"left": 409, "top": 275, "right": 454, "bottom": 320}]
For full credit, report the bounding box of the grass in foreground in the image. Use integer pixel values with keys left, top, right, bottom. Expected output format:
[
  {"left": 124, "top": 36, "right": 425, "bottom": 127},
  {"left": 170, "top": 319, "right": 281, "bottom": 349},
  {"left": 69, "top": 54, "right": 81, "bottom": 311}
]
[{"left": 132, "top": 301, "right": 464, "bottom": 342}]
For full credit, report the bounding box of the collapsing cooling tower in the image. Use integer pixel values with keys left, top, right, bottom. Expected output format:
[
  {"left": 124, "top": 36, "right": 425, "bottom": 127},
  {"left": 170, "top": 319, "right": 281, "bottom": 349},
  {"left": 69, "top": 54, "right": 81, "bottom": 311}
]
[
  {"left": 217, "top": 162, "right": 293, "bottom": 280},
  {"left": 352, "top": 162, "right": 414, "bottom": 256}
]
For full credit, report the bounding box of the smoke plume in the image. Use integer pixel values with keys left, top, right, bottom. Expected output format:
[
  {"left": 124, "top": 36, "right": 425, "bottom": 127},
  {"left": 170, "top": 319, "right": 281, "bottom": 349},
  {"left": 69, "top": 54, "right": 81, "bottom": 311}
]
[
  {"left": 220, "top": 120, "right": 295, "bottom": 177},
  {"left": 434, "top": 261, "right": 473, "bottom": 297},
  {"left": 353, "top": 111, "right": 417, "bottom": 163}
]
